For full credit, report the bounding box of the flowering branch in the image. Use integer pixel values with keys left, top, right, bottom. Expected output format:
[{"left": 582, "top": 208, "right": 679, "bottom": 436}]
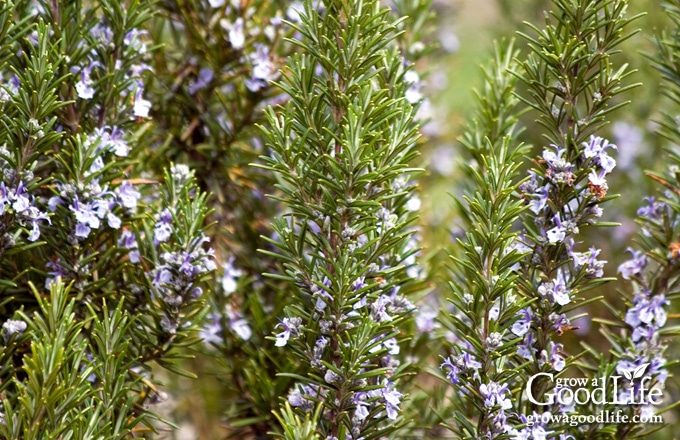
[
  {"left": 258, "top": 0, "right": 423, "bottom": 437},
  {"left": 439, "top": 40, "right": 530, "bottom": 438},
  {"left": 510, "top": 3, "right": 638, "bottom": 435}
]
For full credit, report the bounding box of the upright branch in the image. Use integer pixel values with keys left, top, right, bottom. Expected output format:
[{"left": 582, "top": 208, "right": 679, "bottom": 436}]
[
  {"left": 258, "top": 0, "right": 422, "bottom": 437},
  {"left": 439, "top": 40, "right": 531, "bottom": 438},
  {"left": 511, "top": 0, "right": 639, "bottom": 435}
]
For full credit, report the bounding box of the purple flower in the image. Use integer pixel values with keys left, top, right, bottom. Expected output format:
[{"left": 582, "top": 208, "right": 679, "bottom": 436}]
[
  {"left": 107, "top": 212, "right": 121, "bottom": 229},
  {"left": 118, "top": 230, "right": 140, "bottom": 263},
  {"left": 92, "top": 126, "right": 131, "bottom": 157},
  {"left": 529, "top": 185, "right": 549, "bottom": 214},
  {"left": 287, "top": 383, "right": 323, "bottom": 413},
  {"left": 518, "top": 332, "right": 537, "bottom": 360},
  {"left": 220, "top": 258, "right": 243, "bottom": 294},
  {"left": 0, "top": 182, "right": 9, "bottom": 215},
  {"left": 538, "top": 269, "right": 571, "bottom": 306},
  {"left": 625, "top": 291, "right": 668, "bottom": 329},
  {"left": 2, "top": 319, "right": 27, "bottom": 341},
  {"left": 352, "top": 276, "right": 366, "bottom": 291},
  {"left": 117, "top": 181, "right": 140, "bottom": 209},
  {"left": 479, "top": 381, "right": 512, "bottom": 410},
  {"left": 415, "top": 305, "right": 438, "bottom": 332},
  {"left": 27, "top": 223, "right": 40, "bottom": 241},
  {"left": 89, "top": 156, "right": 105, "bottom": 174},
  {"left": 7, "top": 74, "right": 20, "bottom": 95},
  {"left": 551, "top": 313, "right": 571, "bottom": 335},
  {"left": 230, "top": 18, "right": 245, "bottom": 49},
  {"left": 588, "top": 169, "right": 608, "bottom": 188},
  {"left": 381, "top": 386, "right": 403, "bottom": 420},
  {"left": 512, "top": 308, "right": 533, "bottom": 336},
  {"left": 153, "top": 268, "right": 173, "bottom": 288},
  {"left": 246, "top": 44, "right": 277, "bottom": 92},
  {"left": 188, "top": 67, "right": 214, "bottom": 94},
  {"left": 548, "top": 341, "right": 565, "bottom": 371},
  {"left": 75, "top": 64, "right": 98, "bottom": 99},
  {"left": 274, "top": 317, "right": 302, "bottom": 347},
  {"left": 404, "top": 69, "right": 423, "bottom": 104},
  {"left": 370, "top": 294, "right": 393, "bottom": 322},
  {"left": 71, "top": 198, "right": 100, "bottom": 238},
  {"left": 440, "top": 350, "right": 482, "bottom": 385},
  {"left": 124, "top": 29, "right": 148, "bottom": 52},
  {"left": 154, "top": 208, "right": 173, "bottom": 243},
  {"left": 200, "top": 313, "right": 223, "bottom": 345},
  {"left": 546, "top": 214, "right": 567, "bottom": 244},
  {"left": 631, "top": 325, "right": 656, "bottom": 343},
  {"left": 618, "top": 248, "right": 647, "bottom": 280},
  {"left": 489, "top": 301, "right": 500, "bottom": 320},
  {"left": 571, "top": 246, "right": 605, "bottom": 278},
  {"left": 542, "top": 145, "right": 574, "bottom": 184},
  {"left": 21, "top": 203, "right": 50, "bottom": 242},
  {"left": 582, "top": 135, "right": 617, "bottom": 172},
  {"left": 354, "top": 394, "right": 370, "bottom": 421},
  {"left": 648, "top": 356, "right": 668, "bottom": 385},
  {"left": 75, "top": 222, "right": 90, "bottom": 238},
  {"left": 231, "top": 318, "right": 252, "bottom": 340},
  {"left": 313, "top": 277, "right": 333, "bottom": 312},
  {"left": 514, "top": 412, "right": 550, "bottom": 440},
  {"left": 133, "top": 87, "right": 151, "bottom": 117},
  {"left": 367, "top": 381, "right": 403, "bottom": 420},
  {"left": 324, "top": 369, "right": 341, "bottom": 384},
  {"left": 440, "top": 357, "right": 461, "bottom": 385},
  {"left": 543, "top": 145, "right": 566, "bottom": 166},
  {"left": 637, "top": 197, "right": 668, "bottom": 222},
  {"left": 12, "top": 183, "right": 30, "bottom": 213}
]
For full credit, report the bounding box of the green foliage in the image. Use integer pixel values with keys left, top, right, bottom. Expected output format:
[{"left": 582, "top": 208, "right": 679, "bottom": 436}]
[
  {"left": 516, "top": 0, "right": 640, "bottom": 148},
  {"left": 0, "top": 282, "right": 144, "bottom": 439},
  {"left": 272, "top": 402, "right": 322, "bottom": 440},
  {"left": 257, "top": 0, "right": 424, "bottom": 437},
  {"left": 0, "top": 1, "right": 215, "bottom": 437},
  {"left": 440, "top": 40, "right": 530, "bottom": 439}
]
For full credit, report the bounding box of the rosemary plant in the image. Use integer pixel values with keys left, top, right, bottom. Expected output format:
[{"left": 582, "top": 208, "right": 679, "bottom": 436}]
[
  {"left": 3, "top": 0, "right": 680, "bottom": 438},
  {"left": 257, "top": 0, "right": 423, "bottom": 437},
  {"left": 440, "top": 40, "right": 530, "bottom": 438},
  {"left": 0, "top": 0, "right": 214, "bottom": 436}
]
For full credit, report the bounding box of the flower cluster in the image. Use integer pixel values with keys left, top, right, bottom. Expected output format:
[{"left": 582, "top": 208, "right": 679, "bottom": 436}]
[
  {"left": 438, "top": 40, "right": 532, "bottom": 439},
  {"left": 440, "top": 345, "right": 482, "bottom": 386},
  {"left": 198, "top": 255, "right": 253, "bottom": 347},
  {"left": 0, "top": 2, "right": 222, "bottom": 438},
  {"left": 273, "top": 316, "right": 302, "bottom": 347},
  {"left": 0, "top": 148, "right": 50, "bottom": 244},
  {"left": 48, "top": 132, "right": 140, "bottom": 241},
  {"left": 287, "top": 382, "right": 327, "bottom": 413},
  {"left": 149, "top": 237, "right": 216, "bottom": 302},
  {"left": 480, "top": 381, "right": 514, "bottom": 435},
  {"left": 614, "top": 199, "right": 673, "bottom": 415},
  {"left": 520, "top": 136, "right": 615, "bottom": 243},
  {"left": 354, "top": 380, "right": 403, "bottom": 422},
  {"left": 516, "top": 136, "right": 618, "bottom": 379},
  {"left": 74, "top": 22, "right": 151, "bottom": 118}
]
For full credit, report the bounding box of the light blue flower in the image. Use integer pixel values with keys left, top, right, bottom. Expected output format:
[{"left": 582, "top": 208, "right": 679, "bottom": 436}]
[{"left": 479, "top": 381, "right": 512, "bottom": 410}]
